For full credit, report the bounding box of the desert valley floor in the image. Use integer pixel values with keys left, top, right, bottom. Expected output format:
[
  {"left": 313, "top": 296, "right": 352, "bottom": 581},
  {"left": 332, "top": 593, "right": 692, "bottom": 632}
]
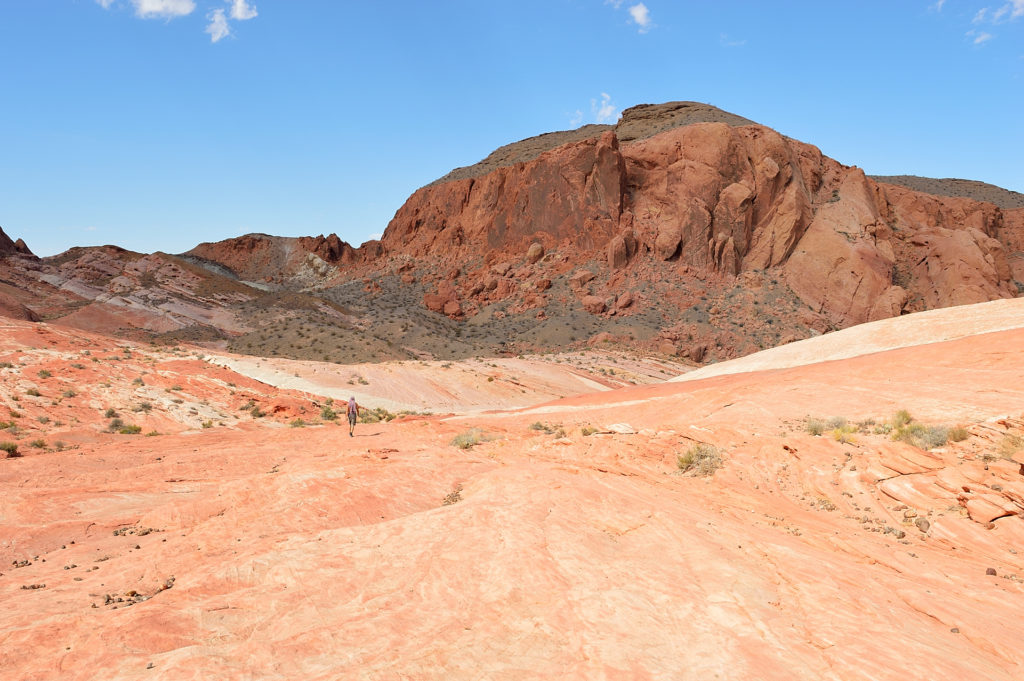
[{"left": 2, "top": 299, "right": 1024, "bottom": 680}]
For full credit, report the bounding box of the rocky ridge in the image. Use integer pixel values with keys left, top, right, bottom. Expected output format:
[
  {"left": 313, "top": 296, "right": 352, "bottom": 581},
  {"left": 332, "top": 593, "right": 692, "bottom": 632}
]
[{"left": 1, "top": 102, "right": 1021, "bottom": 366}]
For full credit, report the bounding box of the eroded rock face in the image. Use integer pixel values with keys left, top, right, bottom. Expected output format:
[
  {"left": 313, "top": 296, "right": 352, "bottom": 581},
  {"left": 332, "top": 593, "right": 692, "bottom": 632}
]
[
  {"left": 0, "top": 291, "right": 38, "bottom": 321},
  {"left": 188, "top": 233, "right": 370, "bottom": 286},
  {"left": 0, "top": 227, "right": 34, "bottom": 257},
  {"left": 382, "top": 112, "right": 1020, "bottom": 329},
  {"left": 384, "top": 131, "right": 626, "bottom": 259}
]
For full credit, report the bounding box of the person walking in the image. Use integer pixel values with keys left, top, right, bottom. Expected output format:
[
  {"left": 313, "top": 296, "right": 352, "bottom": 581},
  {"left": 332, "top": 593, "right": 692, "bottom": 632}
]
[{"left": 347, "top": 396, "right": 360, "bottom": 437}]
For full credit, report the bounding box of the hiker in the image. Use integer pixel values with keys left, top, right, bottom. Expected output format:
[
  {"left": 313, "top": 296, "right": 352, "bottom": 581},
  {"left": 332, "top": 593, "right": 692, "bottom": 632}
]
[{"left": 347, "top": 396, "right": 360, "bottom": 437}]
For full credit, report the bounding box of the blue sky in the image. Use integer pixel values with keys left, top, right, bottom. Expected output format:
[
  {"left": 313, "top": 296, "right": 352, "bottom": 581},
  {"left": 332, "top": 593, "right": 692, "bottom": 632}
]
[{"left": 1, "top": 1, "right": 1022, "bottom": 257}]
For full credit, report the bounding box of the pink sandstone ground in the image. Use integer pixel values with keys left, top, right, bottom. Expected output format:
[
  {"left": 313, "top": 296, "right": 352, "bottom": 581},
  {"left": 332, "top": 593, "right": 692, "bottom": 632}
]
[{"left": 2, "top": 303, "right": 1024, "bottom": 680}]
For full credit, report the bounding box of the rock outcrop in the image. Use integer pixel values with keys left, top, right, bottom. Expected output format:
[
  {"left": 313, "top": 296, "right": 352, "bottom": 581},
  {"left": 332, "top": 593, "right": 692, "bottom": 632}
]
[
  {"left": 0, "top": 227, "right": 33, "bottom": 257},
  {"left": 187, "top": 233, "right": 374, "bottom": 287},
  {"left": 380, "top": 103, "right": 1021, "bottom": 330}
]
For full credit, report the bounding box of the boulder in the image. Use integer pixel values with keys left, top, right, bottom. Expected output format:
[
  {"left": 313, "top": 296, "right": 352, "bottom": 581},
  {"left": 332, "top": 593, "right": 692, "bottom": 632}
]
[{"left": 581, "top": 296, "right": 607, "bottom": 315}]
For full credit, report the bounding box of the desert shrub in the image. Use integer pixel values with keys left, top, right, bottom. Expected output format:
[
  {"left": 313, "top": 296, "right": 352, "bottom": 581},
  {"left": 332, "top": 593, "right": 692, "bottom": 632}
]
[
  {"left": 118, "top": 425, "right": 142, "bottom": 435},
  {"left": 133, "top": 402, "right": 153, "bottom": 413},
  {"left": 530, "top": 421, "right": 563, "bottom": 434},
  {"left": 132, "top": 378, "right": 144, "bottom": 386},
  {"left": 145, "top": 431, "right": 160, "bottom": 437},
  {"left": 62, "top": 389, "right": 77, "bottom": 398},
  {"left": 0, "top": 441, "right": 20, "bottom": 457},
  {"left": 892, "top": 409, "right": 913, "bottom": 428},
  {"left": 826, "top": 416, "right": 848, "bottom": 430},
  {"left": 320, "top": 404, "right": 337, "bottom": 421},
  {"left": 104, "top": 408, "right": 118, "bottom": 418},
  {"left": 677, "top": 443, "right": 723, "bottom": 476},
  {"left": 37, "top": 369, "right": 51, "bottom": 379},
  {"left": 37, "top": 416, "right": 50, "bottom": 424},
  {"left": 451, "top": 428, "right": 487, "bottom": 449},
  {"left": 893, "top": 422, "right": 948, "bottom": 450},
  {"left": 107, "top": 418, "right": 125, "bottom": 431},
  {"left": 30, "top": 439, "right": 46, "bottom": 449},
  {"left": 290, "top": 419, "right": 306, "bottom": 428},
  {"left": 832, "top": 427, "right": 856, "bottom": 444},
  {"left": 947, "top": 426, "right": 969, "bottom": 443},
  {"left": 359, "top": 407, "right": 395, "bottom": 424},
  {"left": 442, "top": 484, "right": 463, "bottom": 505},
  {"left": 581, "top": 426, "right": 598, "bottom": 436},
  {"left": 26, "top": 388, "right": 41, "bottom": 397},
  {"left": 250, "top": 407, "right": 265, "bottom": 418},
  {"left": 201, "top": 420, "right": 213, "bottom": 429},
  {"left": 805, "top": 418, "right": 826, "bottom": 436},
  {"left": 0, "top": 362, "right": 13, "bottom": 369},
  {"left": 998, "top": 434, "right": 1023, "bottom": 459}
]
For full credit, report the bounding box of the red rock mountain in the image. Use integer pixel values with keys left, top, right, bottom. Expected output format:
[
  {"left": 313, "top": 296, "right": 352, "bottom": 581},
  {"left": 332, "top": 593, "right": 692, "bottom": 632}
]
[
  {"left": 381, "top": 102, "right": 1023, "bottom": 329},
  {"left": 2, "top": 102, "right": 1021, "bottom": 365}
]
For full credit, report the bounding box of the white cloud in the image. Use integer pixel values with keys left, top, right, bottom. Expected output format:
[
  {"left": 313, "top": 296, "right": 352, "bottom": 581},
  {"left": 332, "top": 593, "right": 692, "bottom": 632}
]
[
  {"left": 1011, "top": 0, "right": 1024, "bottom": 19},
  {"left": 569, "top": 110, "right": 584, "bottom": 127},
  {"left": 720, "top": 33, "right": 746, "bottom": 47},
  {"left": 968, "top": 29, "right": 994, "bottom": 44},
  {"left": 628, "top": 3, "right": 653, "bottom": 33},
  {"left": 605, "top": 0, "right": 625, "bottom": 8},
  {"left": 96, "top": 0, "right": 116, "bottom": 8},
  {"left": 932, "top": 0, "right": 946, "bottom": 10},
  {"left": 592, "top": 93, "right": 618, "bottom": 123},
  {"left": 206, "top": 8, "right": 231, "bottom": 42},
  {"left": 229, "top": 0, "right": 258, "bottom": 21},
  {"left": 131, "top": 0, "right": 195, "bottom": 18}
]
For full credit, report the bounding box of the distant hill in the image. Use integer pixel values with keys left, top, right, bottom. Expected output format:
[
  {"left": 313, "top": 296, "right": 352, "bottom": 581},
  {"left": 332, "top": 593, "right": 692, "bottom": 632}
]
[{"left": 870, "top": 176, "right": 1024, "bottom": 210}]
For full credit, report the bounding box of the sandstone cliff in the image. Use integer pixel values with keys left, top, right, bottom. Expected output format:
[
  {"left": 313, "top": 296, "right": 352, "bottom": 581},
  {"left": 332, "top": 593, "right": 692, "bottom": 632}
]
[{"left": 380, "top": 103, "right": 1022, "bottom": 329}]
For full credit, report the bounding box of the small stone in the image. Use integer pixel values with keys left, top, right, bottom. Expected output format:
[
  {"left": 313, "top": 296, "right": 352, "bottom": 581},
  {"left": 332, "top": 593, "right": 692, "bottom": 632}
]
[
  {"left": 915, "top": 517, "right": 930, "bottom": 533},
  {"left": 951, "top": 627, "right": 960, "bottom": 634},
  {"left": 986, "top": 567, "right": 997, "bottom": 576}
]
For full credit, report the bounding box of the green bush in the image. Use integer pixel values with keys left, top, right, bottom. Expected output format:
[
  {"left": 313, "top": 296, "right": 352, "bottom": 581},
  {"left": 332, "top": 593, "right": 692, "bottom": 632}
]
[
  {"left": 320, "top": 404, "right": 337, "bottom": 421},
  {"left": 104, "top": 408, "right": 118, "bottom": 418},
  {"left": 118, "top": 424, "right": 142, "bottom": 435},
  {"left": 30, "top": 439, "right": 47, "bottom": 449},
  {"left": 1, "top": 441, "right": 20, "bottom": 457},
  {"left": 892, "top": 422, "right": 948, "bottom": 450},
  {"left": 451, "top": 428, "right": 488, "bottom": 449},
  {"left": 947, "top": 426, "right": 969, "bottom": 442},
  {"left": 677, "top": 443, "right": 723, "bottom": 476},
  {"left": 360, "top": 407, "right": 396, "bottom": 423},
  {"left": 37, "top": 369, "right": 51, "bottom": 379},
  {"left": 805, "top": 418, "right": 825, "bottom": 436}
]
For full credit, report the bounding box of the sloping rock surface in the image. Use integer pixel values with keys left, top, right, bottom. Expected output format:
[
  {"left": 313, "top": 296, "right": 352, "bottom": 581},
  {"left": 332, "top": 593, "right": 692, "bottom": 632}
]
[{"left": 3, "top": 302, "right": 1024, "bottom": 679}]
